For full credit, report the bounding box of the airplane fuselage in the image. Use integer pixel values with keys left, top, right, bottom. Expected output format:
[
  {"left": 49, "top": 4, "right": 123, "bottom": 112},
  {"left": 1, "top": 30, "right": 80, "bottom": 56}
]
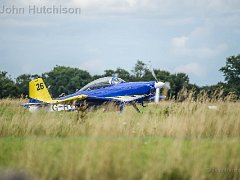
[{"left": 57, "top": 81, "right": 156, "bottom": 101}]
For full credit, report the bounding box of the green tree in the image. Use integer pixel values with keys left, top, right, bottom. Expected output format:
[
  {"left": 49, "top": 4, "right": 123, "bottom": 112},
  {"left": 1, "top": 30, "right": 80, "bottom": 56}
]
[
  {"left": 170, "top": 73, "right": 189, "bottom": 99},
  {"left": 115, "top": 68, "right": 131, "bottom": 81},
  {"left": 103, "top": 69, "right": 115, "bottom": 77},
  {"left": 220, "top": 55, "right": 240, "bottom": 97},
  {"left": 155, "top": 70, "right": 171, "bottom": 82},
  {"left": 141, "top": 69, "right": 171, "bottom": 82},
  {"left": 92, "top": 75, "right": 103, "bottom": 81},
  {"left": 132, "top": 60, "right": 147, "bottom": 79},
  {"left": 16, "top": 74, "right": 32, "bottom": 97},
  {"left": 0, "top": 71, "right": 18, "bottom": 98},
  {"left": 43, "top": 66, "right": 92, "bottom": 97},
  {"left": 102, "top": 68, "right": 131, "bottom": 81},
  {"left": 220, "top": 55, "right": 240, "bottom": 84}
]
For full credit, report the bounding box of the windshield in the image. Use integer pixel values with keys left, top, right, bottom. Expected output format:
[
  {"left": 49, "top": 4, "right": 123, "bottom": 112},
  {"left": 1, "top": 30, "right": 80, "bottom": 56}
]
[{"left": 80, "top": 76, "right": 125, "bottom": 91}]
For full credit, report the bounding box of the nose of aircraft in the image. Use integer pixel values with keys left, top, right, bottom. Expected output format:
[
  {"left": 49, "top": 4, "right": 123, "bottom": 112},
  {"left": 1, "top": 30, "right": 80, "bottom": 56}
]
[
  {"left": 154, "top": 81, "right": 171, "bottom": 103},
  {"left": 154, "top": 82, "right": 171, "bottom": 89},
  {"left": 154, "top": 82, "right": 165, "bottom": 89}
]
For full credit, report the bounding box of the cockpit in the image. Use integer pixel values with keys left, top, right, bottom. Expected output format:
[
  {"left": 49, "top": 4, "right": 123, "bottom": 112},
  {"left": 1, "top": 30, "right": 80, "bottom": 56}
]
[{"left": 80, "top": 76, "right": 125, "bottom": 91}]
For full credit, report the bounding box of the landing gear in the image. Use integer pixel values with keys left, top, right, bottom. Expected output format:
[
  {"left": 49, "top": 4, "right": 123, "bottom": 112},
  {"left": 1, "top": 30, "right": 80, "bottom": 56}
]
[
  {"left": 141, "top": 102, "right": 147, "bottom": 107},
  {"left": 76, "top": 101, "right": 89, "bottom": 121},
  {"left": 131, "top": 103, "right": 142, "bottom": 113}
]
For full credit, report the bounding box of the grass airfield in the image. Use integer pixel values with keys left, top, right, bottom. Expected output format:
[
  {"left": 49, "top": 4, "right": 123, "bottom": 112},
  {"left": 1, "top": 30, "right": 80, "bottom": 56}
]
[{"left": 0, "top": 99, "right": 240, "bottom": 180}]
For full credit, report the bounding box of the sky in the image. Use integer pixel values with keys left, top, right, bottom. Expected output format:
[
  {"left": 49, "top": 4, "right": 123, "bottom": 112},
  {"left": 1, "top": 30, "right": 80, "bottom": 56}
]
[{"left": 0, "top": 0, "right": 240, "bottom": 86}]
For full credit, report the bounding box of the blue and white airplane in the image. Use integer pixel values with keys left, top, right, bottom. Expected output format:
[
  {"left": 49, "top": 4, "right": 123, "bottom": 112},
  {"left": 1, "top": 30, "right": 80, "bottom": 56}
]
[{"left": 22, "top": 75, "right": 170, "bottom": 113}]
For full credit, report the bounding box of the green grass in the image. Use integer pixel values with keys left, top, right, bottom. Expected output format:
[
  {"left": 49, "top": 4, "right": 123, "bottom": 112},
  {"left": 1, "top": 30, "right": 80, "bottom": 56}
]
[{"left": 0, "top": 99, "right": 240, "bottom": 180}]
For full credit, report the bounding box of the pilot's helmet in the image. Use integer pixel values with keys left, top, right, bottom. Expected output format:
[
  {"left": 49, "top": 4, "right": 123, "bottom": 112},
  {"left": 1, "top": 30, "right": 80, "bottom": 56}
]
[{"left": 110, "top": 77, "right": 119, "bottom": 85}]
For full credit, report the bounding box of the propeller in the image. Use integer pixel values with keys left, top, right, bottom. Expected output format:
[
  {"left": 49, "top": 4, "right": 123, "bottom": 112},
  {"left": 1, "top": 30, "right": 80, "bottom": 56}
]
[
  {"left": 149, "top": 62, "right": 170, "bottom": 103},
  {"left": 154, "top": 81, "right": 170, "bottom": 103}
]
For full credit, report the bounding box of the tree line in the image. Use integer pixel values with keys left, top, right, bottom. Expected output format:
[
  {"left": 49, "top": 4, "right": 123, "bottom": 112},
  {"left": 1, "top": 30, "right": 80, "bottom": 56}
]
[{"left": 1, "top": 55, "right": 240, "bottom": 99}]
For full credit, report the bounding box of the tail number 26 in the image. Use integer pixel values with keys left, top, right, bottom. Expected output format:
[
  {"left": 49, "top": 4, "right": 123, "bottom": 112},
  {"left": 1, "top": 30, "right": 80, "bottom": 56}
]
[{"left": 36, "top": 83, "right": 44, "bottom": 91}]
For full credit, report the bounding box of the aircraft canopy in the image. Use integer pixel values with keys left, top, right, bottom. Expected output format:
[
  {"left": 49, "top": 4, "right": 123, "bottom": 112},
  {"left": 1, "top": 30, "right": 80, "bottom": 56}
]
[{"left": 80, "top": 76, "right": 125, "bottom": 91}]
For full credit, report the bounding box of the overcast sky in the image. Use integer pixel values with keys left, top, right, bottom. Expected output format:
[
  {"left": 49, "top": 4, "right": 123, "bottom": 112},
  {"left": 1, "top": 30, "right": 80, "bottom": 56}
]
[{"left": 0, "top": 0, "right": 240, "bottom": 85}]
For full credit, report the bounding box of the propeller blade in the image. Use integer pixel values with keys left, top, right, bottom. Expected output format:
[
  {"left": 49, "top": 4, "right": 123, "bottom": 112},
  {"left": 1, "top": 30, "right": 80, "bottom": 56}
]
[
  {"left": 164, "top": 82, "right": 170, "bottom": 89},
  {"left": 151, "top": 68, "right": 158, "bottom": 82},
  {"left": 148, "top": 61, "right": 158, "bottom": 82},
  {"left": 155, "top": 88, "right": 160, "bottom": 103},
  {"left": 149, "top": 62, "right": 170, "bottom": 103}
]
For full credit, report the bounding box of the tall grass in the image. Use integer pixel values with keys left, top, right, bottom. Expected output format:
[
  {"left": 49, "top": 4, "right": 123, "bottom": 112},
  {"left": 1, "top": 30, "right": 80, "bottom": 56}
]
[
  {"left": 1, "top": 99, "right": 240, "bottom": 139},
  {"left": 0, "top": 95, "right": 240, "bottom": 180}
]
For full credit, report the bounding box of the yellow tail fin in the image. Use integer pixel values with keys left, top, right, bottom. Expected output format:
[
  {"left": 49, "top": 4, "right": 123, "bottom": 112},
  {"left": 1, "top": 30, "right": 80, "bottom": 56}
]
[{"left": 29, "top": 78, "right": 52, "bottom": 102}]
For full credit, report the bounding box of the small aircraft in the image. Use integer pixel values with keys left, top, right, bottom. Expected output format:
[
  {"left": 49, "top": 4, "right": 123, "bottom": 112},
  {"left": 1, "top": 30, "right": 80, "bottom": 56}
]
[{"left": 22, "top": 73, "right": 170, "bottom": 113}]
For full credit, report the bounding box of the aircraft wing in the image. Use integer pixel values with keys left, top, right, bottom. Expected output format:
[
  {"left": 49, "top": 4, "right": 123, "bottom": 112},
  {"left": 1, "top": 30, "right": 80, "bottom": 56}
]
[
  {"left": 105, "top": 95, "right": 148, "bottom": 102},
  {"left": 86, "top": 94, "right": 152, "bottom": 113},
  {"left": 88, "top": 94, "right": 151, "bottom": 103}
]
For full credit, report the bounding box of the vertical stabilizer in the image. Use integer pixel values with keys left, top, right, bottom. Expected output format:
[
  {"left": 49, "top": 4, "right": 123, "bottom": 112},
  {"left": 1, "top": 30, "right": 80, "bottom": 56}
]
[{"left": 29, "top": 78, "right": 52, "bottom": 102}]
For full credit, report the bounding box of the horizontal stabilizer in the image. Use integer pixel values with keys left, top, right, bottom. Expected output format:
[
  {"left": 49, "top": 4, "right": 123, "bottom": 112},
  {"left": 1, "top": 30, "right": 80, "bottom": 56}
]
[{"left": 51, "top": 95, "right": 88, "bottom": 104}]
